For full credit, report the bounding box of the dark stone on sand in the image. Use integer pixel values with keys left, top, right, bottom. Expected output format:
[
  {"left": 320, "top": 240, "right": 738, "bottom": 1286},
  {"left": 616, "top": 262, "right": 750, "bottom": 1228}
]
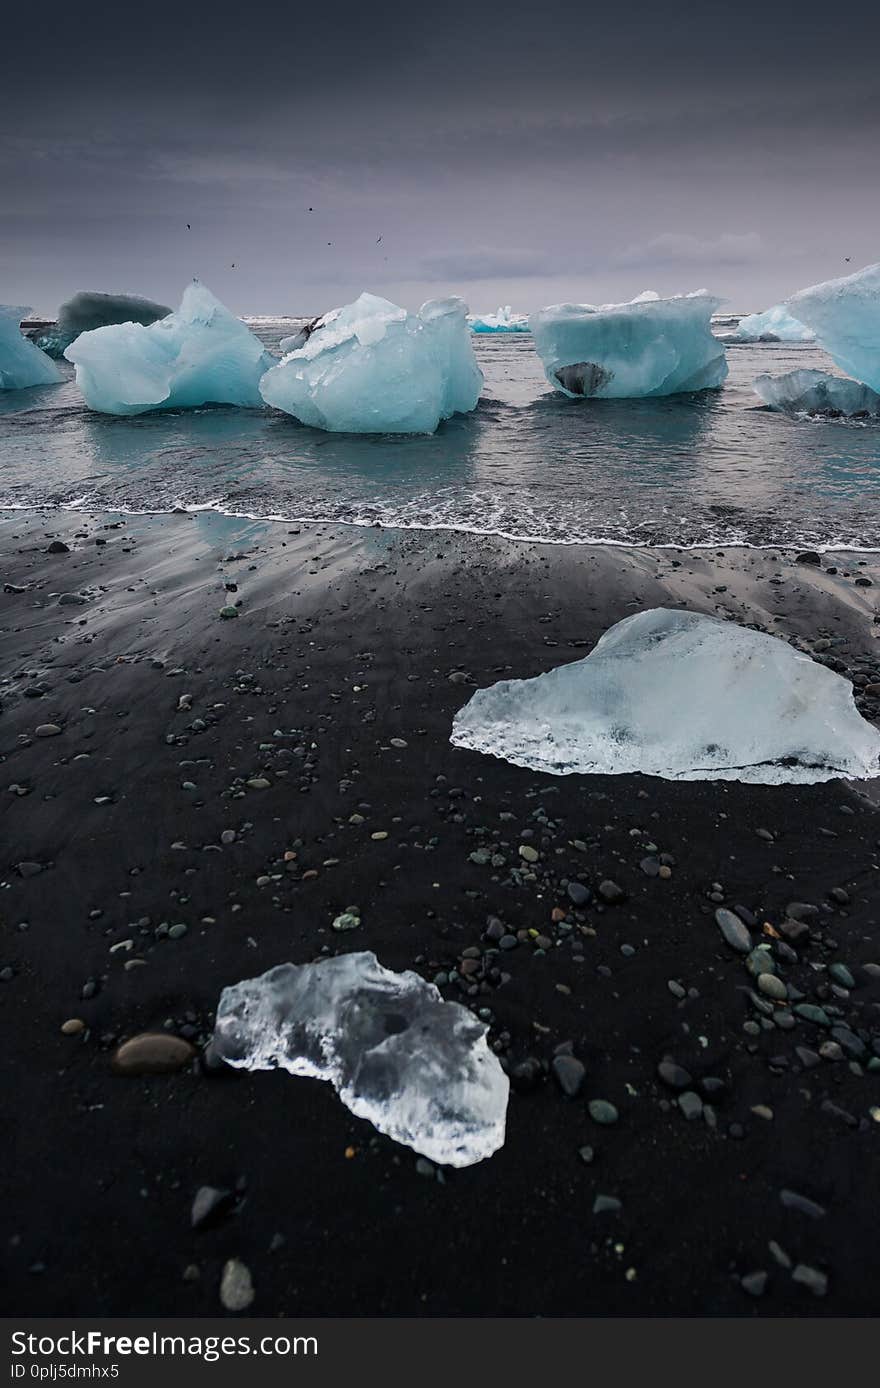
[
  {"left": 566, "top": 881, "right": 591, "bottom": 907},
  {"left": 112, "top": 1033, "right": 197, "bottom": 1075},
  {"left": 191, "top": 1185, "right": 235, "bottom": 1229},
  {"left": 46, "top": 541, "right": 70, "bottom": 554},
  {"left": 598, "top": 880, "right": 626, "bottom": 904},
  {"left": 780, "top": 1189, "right": 826, "bottom": 1219},
  {"left": 715, "top": 908, "right": 752, "bottom": 953},
  {"left": 657, "top": 1059, "right": 692, "bottom": 1090},
  {"left": 552, "top": 1054, "right": 586, "bottom": 1098},
  {"left": 795, "top": 551, "right": 821, "bottom": 566}
]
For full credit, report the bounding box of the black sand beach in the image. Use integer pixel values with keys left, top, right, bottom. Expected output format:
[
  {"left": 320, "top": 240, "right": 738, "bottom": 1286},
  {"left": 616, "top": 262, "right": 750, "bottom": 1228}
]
[{"left": 2, "top": 509, "right": 880, "bottom": 1316}]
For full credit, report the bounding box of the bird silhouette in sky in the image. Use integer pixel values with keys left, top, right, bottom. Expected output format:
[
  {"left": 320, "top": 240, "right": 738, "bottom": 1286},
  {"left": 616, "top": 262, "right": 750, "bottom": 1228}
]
[
  {"left": 376, "top": 235, "right": 382, "bottom": 243},
  {"left": 845, "top": 256, "right": 851, "bottom": 262},
  {"left": 186, "top": 223, "right": 191, "bottom": 230}
]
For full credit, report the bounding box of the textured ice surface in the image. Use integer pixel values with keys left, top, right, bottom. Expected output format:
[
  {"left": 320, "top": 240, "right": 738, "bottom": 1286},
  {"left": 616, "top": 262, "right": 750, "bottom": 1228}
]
[
  {"left": 451, "top": 608, "right": 880, "bottom": 784},
  {"left": 0, "top": 306, "right": 62, "bottom": 390},
  {"left": 259, "top": 292, "right": 483, "bottom": 433},
  {"left": 530, "top": 292, "right": 728, "bottom": 399},
  {"left": 468, "top": 306, "right": 530, "bottom": 333},
  {"left": 65, "top": 283, "right": 274, "bottom": 415},
  {"left": 32, "top": 291, "right": 171, "bottom": 358},
  {"left": 733, "top": 305, "right": 814, "bottom": 343},
  {"left": 787, "top": 263, "right": 880, "bottom": 392},
  {"left": 213, "top": 951, "right": 509, "bottom": 1167},
  {"left": 754, "top": 369, "right": 880, "bottom": 416}
]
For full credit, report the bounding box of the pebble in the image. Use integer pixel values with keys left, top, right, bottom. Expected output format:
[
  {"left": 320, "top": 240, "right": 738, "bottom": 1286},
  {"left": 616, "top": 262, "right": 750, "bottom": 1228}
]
[
  {"left": 518, "top": 844, "right": 539, "bottom": 863},
  {"left": 567, "top": 881, "right": 590, "bottom": 907},
  {"left": 780, "top": 1189, "right": 826, "bottom": 1219},
  {"left": 678, "top": 1091, "right": 703, "bottom": 1120},
  {"left": 552, "top": 1054, "right": 586, "bottom": 1098},
  {"left": 332, "top": 912, "right": 360, "bottom": 932},
  {"left": 792, "top": 1264, "right": 828, "bottom": 1297},
  {"left": 191, "top": 1186, "right": 234, "bottom": 1229},
  {"left": 35, "top": 724, "right": 62, "bottom": 738},
  {"left": 657, "top": 1059, "right": 692, "bottom": 1089},
  {"left": 60, "top": 1018, "right": 86, "bottom": 1036},
  {"left": 219, "top": 1258, "right": 255, "bottom": 1311},
  {"left": 588, "top": 1099, "right": 619, "bottom": 1125},
  {"left": 715, "top": 908, "right": 752, "bottom": 953},
  {"left": 219, "top": 606, "right": 239, "bottom": 619},
  {"left": 598, "top": 880, "right": 625, "bottom": 904},
  {"left": 757, "top": 973, "right": 788, "bottom": 1000},
  {"left": 592, "top": 1195, "right": 621, "bottom": 1215},
  {"left": 740, "top": 1271, "right": 768, "bottom": 1298},
  {"left": 112, "top": 1033, "right": 197, "bottom": 1075}
]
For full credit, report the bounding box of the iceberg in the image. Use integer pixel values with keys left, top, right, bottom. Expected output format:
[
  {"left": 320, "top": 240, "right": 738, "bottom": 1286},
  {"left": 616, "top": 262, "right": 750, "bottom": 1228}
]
[
  {"left": 30, "top": 291, "right": 172, "bottom": 359},
  {"left": 530, "top": 292, "right": 728, "bottom": 399},
  {"left": 468, "top": 306, "right": 530, "bottom": 333},
  {"left": 451, "top": 608, "right": 880, "bottom": 784},
  {"left": 212, "top": 951, "right": 509, "bottom": 1167},
  {"left": 0, "top": 306, "right": 62, "bottom": 390},
  {"left": 732, "top": 305, "right": 814, "bottom": 343},
  {"left": 786, "top": 262, "right": 880, "bottom": 392},
  {"left": 65, "top": 282, "right": 274, "bottom": 416},
  {"left": 754, "top": 369, "right": 880, "bottom": 417},
  {"left": 259, "top": 292, "right": 483, "bottom": 433}
]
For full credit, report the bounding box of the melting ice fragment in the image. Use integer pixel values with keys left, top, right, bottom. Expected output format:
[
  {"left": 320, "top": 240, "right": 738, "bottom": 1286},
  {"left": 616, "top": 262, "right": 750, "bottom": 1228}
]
[
  {"left": 0, "top": 306, "right": 62, "bottom": 390},
  {"left": 467, "top": 306, "right": 530, "bottom": 333},
  {"left": 259, "top": 292, "right": 483, "bottom": 433},
  {"left": 754, "top": 369, "right": 880, "bottom": 417},
  {"left": 786, "top": 262, "right": 880, "bottom": 392},
  {"left": 212, "top": 951, "right": 509, "bottom": 1167},
  {"left": 530, "top": 291, "right": 728, "bottom": 399},
  {"left": 731, "top": 305, "right": 814, "bottom": 343},
  {"left": 65, "top": 282, "right": 274, "bottom": 415},
  {"left": 31, "top": 291, "right": 172, "bottom": 358},
  {"left": 451, "top": 608, "right": 880, "bottom": 784}
]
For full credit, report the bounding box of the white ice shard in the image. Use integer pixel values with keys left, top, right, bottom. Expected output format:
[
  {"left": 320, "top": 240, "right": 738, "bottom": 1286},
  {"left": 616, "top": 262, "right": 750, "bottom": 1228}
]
[
  {"left": 530, "top": 291, "right": 728, "bottom": 399},
  {"left": 212, "top": 951, "right": 509, "bottom": 1167},
  {"left": 786, "top": 262, "right": 880, "bottom": 392},
  {"left": 0, "top": 306, "right": 62, "bottom": 390},
  {"left": 468, "top": 306, "right": 530, "bottom": 333},
  {"left": 31, "top": 291, "right": 172, "bottom": 358},
  {"left": 732, "top": 305, "right": 814, "bottom": 343},
  {"left": 754, "top": 369, "right": 880, "bottom": 416},
  {"left": 451, "top": 608, "right": 880, "bottom": 784},
  {"left": 65, "top": 282, "right": 274, "bottom": 415},
  {"left": 259, "top": 292, "right": 483, "bottom": 433}
]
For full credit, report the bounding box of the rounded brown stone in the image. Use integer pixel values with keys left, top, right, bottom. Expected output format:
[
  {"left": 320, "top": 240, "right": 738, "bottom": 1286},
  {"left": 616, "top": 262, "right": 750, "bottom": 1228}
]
[
  {"left": 112, "top": 1032, "right": 197, "bottom": 1075},
  {"left": 61, "top": 1018, "right": 86, "bottom": 1036}
]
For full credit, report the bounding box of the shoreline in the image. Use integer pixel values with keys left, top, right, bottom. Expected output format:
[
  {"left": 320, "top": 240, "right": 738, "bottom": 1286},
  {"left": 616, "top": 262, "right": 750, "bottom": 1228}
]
[{"left": 2, "top": 506, "right": 880, "bottom": 1316}]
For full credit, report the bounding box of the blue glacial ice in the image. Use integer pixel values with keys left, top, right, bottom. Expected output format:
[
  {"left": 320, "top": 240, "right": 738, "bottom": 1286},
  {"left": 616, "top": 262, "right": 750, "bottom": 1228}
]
[
  {"left": 0, "top": 306, "right": 62, "bottom": 390},
  {"left": 451, "top": 608, "right": 880, "bottom": 784},
  {"left": 787, "top": 262, "right": 880, "bottom": 392},
  {"left": 467, "top": 305, "right": 530, "bottom": 333},
  {"left": 212, "top": 950, "right": 509, "bottom": 1167},
  {"left": 754, "top": 368, "right": 880, "bottom": 416},
  {"left": 731, "top": 305, "right": 814, "bottom": 343},
  {"left": 30, "top": 291, "right": 172, "bottom": 358},
  {"left": 530, "top": 291, "right": 728, "bottom": 399},
  {"left": 259, "top": 292, "right": 483, "bottom": 433},
  {"left": 65, "top": 282, "right": 274, "bottom": 415}
]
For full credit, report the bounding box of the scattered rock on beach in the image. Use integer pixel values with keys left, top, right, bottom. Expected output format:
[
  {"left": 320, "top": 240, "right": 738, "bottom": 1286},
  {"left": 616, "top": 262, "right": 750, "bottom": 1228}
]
[
  {"left": 220, "top": 1258, "right": 255, "bottom": 1311},
  {"left": 112, "top": 1033, "right": 197, "bottom": 1075}
]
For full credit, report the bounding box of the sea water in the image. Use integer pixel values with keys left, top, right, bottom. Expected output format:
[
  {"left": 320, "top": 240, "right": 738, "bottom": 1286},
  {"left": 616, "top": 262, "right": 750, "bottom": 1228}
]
[{"left": 1, "top": 319, "right": 878, "bottom": 549}]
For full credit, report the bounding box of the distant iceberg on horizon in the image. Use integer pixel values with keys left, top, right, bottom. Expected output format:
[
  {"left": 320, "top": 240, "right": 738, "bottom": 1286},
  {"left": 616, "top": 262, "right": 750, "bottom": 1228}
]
[
  {"left": 731, "top": 304, "right": 814, "bottom": 343},
  {"left": 786, "top": 262, "right": 880, "bottom": 393},
  {"left": 468, "top": 306, "right": 530, "bottom": 333},
  {"left": 530, "top": 290, "right": 728, "bottom": 399},
  {"left": 32, "top": 291, "right": 172, "bottom": 359},
  {"left": 260, "top": 292, "right": 483, "bottom": 434},
  {"left": 65, "top": 282, "right": 274, "bottom": 415},
  {"left": 0, "top": 305, "right": 62, "bottom": 391}
]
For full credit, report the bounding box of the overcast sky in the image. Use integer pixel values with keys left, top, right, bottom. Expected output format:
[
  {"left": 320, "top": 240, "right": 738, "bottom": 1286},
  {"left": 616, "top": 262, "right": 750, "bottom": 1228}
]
[{"left": 2, "top": 1, "right": 878, "bottom": 317}]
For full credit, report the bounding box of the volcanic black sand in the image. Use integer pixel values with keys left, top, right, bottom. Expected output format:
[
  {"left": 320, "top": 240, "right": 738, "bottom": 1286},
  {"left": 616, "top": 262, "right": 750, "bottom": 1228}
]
[{"left": 2, "top": 508, "right": 880, "bottom": 1317}]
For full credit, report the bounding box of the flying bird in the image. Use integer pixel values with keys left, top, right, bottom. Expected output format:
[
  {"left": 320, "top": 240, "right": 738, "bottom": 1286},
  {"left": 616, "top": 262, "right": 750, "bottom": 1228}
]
[
  {"left": 376, "top": 236, "right": 382, "bottom": 243},
  {"left": 845, "top": 256, "right": 851, "bottom": 262},
  {"left": 186, "top": 224, "right": 191, "bottom": 230}
]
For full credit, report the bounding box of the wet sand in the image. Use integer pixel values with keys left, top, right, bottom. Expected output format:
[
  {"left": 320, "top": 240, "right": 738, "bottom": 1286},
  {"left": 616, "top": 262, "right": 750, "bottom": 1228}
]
[{"left": 2, "top": 507, "right": 880, "bottom": 1316}]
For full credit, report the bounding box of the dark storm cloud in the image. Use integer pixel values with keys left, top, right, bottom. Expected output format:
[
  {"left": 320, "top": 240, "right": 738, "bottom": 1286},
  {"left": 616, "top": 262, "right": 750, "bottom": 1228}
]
[{"left": 2, "top": 1, "right": 879, "bottom": 314}]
